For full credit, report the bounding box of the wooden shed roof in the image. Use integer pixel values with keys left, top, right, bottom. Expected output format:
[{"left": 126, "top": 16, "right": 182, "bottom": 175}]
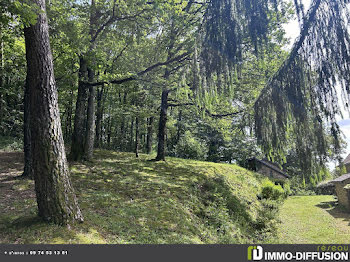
[
  {"left": 249, "top": 157, "right": 290, "bottom": 178},
  {"left": 343, "top": 154, "right": 350, "bottom": 165}
]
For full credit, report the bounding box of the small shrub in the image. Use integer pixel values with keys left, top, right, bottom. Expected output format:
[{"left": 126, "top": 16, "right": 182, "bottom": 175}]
[
  {"left": 261, "top": 179, "right": 286, "bottom": 201},
  {"left": 255, "top": 199, "right": 281, "bottom": 233},
  {"left": 283, "top": 182, "right": 292, "bottom": 197}
]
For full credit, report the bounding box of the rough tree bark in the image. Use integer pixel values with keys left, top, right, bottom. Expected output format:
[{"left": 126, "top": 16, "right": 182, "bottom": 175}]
[
  {"left": 64, "top": 86, "right": 74, "bottom": 142},
  {"left": 0, "top": 26, "right": 4, "bottom": 134},
  {"left": 155, "top": 27, "right": 175, "bottom": 161},
  {"left": 176, "top": 110, "right": 183, "bottom": 144},
  {"left": 146, "top": 116, "right": 154, "bottom": 154},
  {"left": 119, "top": 92, "right": 127, "bottom": 151},
  {"left": 70, "top": 57, "right": 88, "bottom": 161},
  {"left": 22, "top": 81, "right": 33, "bottom": 179},
  {"left": 24, "top": 0, "right": 83, "bottom": 225},
  {"left": 71, "top": 0, "right": 99, "bottom": 160},
  {"left": 155, "top": 89, "right": 169, "bottom": 161},
  {"left": 135, "top": 117, "right": 139, "bottom": 158},
  {"left": 129, "top": 118, "right": 134, "bottom": 152},
  {"left": 95, "top": 86, "right": 104, "bottom": 148},
  {"left": 84, "top": 68, "right": 96, "bottom": 160}
]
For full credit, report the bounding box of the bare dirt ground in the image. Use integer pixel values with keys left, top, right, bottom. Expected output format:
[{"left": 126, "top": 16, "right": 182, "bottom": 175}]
[{"left": 0, "top": 152, "right": 35, "bottom": 213}]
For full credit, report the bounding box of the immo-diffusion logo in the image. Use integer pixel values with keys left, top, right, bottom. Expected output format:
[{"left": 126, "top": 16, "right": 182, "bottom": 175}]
[
  {"left": 247, "top": 246, "right": 263, "bottom": 261},
  {"left": 247, "top": 245, "right": 349, "bottom": 261}
]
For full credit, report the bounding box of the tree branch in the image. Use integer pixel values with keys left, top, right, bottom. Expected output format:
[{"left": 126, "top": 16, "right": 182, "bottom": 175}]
[
  {"left": 205, "top": 109, "right": 245, "bottom": 118},
  {"left": 84, "top": 52, "right": 191, "bottom": 87}
]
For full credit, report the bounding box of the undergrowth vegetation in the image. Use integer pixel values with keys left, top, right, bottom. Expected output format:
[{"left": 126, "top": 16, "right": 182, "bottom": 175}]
[
  {"left": 0, "top": 150, "right": 286, "bottom": 244},
  {"left": 0, "top": 136, "right": 23, "bottom": 152}
]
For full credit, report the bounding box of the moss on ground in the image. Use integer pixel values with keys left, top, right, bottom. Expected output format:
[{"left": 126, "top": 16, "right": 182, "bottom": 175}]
[{"left": 0, "top": 150, "right": 280, "bottom": 244}]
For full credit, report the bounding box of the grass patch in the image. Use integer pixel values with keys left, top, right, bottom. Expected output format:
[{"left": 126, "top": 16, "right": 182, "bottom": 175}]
[
  {"left": 276, "top": 195, "right": 350, "bottom": 243},
  {"left": 0, "top": 150, "right": 281, "bottom": 244},
  {"left": 0, "top": 136, "right": 22, "bottom": 152}
]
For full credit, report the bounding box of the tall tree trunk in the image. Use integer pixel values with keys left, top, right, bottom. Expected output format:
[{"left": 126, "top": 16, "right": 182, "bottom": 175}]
[
  {"left": 176, "top": 110, "right": 182, "bottom": 144},
  {"left": 146, "top": 116, "right": 154, "bottom": 154},
  {"left": 129, "top": 118, "right": 134, "bottom": 152},
  {"left": 106, "top": 103, "right": 112, "bottom": 148},
  {"left": 24, "top": 0, "right": 83, "bottom": 225},
  {"left": 22, "top": 81, "right": 32, "bottom": 179},
  {"left": 156, "top": 89, "right": 169, "bottom": 161},
  {"left": 0, "top": 26, "right": 3, "bottom": 134},
  {"left": 84, "top": 68, "right": 96, "bottom": 160},
  {"left": 155, "top": 26, "right": 175, "bottom": 161},
  {"left": 70, "top": 57, "right": 88, "bottom": 161},
  {"left": 120, "top": 92, "right": 127, "bottom": 151},
  {"left": 64, "top": 86, "right": 74, "bottom": 142},
  {"left": 135, "top": 117, "right": 139, "bottom": 158},
  {"left": 95, "top": 86, "right": 103, "bottom": 148}
]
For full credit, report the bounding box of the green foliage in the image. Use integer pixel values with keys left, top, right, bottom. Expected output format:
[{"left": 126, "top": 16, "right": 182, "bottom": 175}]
[
  {"left": 288, "top": 175, "right": 316, "bottom": 196},
  {"left": 260, "top": 179, "right": 286, "bottom": 201},
  {"left": 255, "top": 0, "right": 350, "bottom": 177},
  {"left": 0, "top": 136, "right": 22, "bottom": 152},
  {"left": 0, "top": 150, "right": 282, "bottom": 244},
  {"left": 254, "top": 199, "right": 281, "bottom": 238},
  {"left": 0, "top": 27, "right": 26, "bottom": 138},
  {"left": 333, "top": 165, "right": 347, "bottom": 178},
  {"left": 309, "top": 167, "right": 332, "bottom": 187},
  {"left": 283, "top": 182, "right": 292, "bottom": 197},
  {"left": 175, "top": 131, "right": 207, "bottom": 160},
  {"left": 0, "top": 0, "right": 38, "bottom": 27}
]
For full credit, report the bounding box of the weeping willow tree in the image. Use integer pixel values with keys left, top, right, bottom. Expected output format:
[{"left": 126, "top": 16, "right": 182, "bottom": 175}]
[
  {"left": 194, "top": 0, "right": 289, "bottom": 105},
  {"left": 194, "top": 0, "right": 350, "bottom": 177},
  {"left": 254, "top": 0, "right": 350, "bottom": 176}
]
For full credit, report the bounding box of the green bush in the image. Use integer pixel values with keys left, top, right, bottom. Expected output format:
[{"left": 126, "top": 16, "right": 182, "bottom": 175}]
[
  {"left": 283, "top": 182, "right": 292, "bottom": 197},
  {"left": 254, "top": 199, "right": 281, "bottom": 235},
  {"left": 175, "top": 131, "right": 207, "bottom": 160},
  {"left": 289, "top": 176, "right": 316, "bottom": 196},
  {"left": 261, "top": 179, "right": 286, "bottom": 201}
]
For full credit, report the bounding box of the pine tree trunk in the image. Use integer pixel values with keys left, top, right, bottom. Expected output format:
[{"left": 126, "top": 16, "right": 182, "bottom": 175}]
[
  {"left": 156, "top": 89, "right": 169, "bottom": 161},
  {"left": 176, "top": 110, "right": 182, "bottom": 144},
  {"left": 129, "top": 118, "right": 134, "bottom": 152},
  {"left": 135, "top": 117, "right": 139, "bottom": 158},
  {"left": 70, "top": 57, "right": 88, "bottom": 161},
  {"left": 22, "top": 81, "right": 33, "bottom": 179},
  {"left": 84, "top": 68, "right": 96, "bottom": 160},
  {"left": 64, "top": 87, "right": 74, "bottom": 142},
  {"left": 0, "top": 26, "right": 3, "bottom": 134},
  {"left": 106, "top": 107, "right": 112, "bottom": 148},
  {"left": 24, "top": 0, "right": 83, "bottom": 225},
  {"left": 95, "top": 86, "right": 104, "bottom": 148},
  {"left": 120, "top": 92, "right": 127, "bottom": 151},
  {"left": 146, "top": 117, "right": 154, "bottom": 154}
]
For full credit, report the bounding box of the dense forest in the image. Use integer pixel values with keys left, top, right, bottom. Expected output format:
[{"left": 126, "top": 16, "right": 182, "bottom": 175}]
[{"left": 1, "top": 0, "right": 350, "bottom": 231}]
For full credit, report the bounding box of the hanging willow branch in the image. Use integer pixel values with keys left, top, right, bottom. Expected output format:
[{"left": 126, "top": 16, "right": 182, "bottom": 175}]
[
  {"left": 200, "top": 0, "right": 279, "bottom": 76},
  {"left": 191, "top": 0, "right": 287, "bottom": 119},
  {"left": 255, "top": 0, "right": 350, "bottom": 172}
]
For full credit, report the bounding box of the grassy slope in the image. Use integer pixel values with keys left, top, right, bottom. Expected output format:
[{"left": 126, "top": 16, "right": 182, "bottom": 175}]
[
  {"left": 277, "top": 195, "right": 350, "bottom": 243},
  {"left": 0, "top": 150, "right": 275, "bottom": 244}
]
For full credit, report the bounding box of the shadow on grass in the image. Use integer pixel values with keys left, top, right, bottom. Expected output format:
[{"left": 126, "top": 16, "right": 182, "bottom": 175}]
[
  {"left": 316, "top": 200, "right": 350, "bottom": 226},
  {"left": 67, "top": 150, "right": 264, "bottom": 243},
  {"left": 1, "top": 149, "right": 270, "bottom": 244},
  {"left": 316, "top": 201, "right": 336, "bottom": 209},
  {"left": 9, "top": 215, "right": 43, "bottom": 229}
]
